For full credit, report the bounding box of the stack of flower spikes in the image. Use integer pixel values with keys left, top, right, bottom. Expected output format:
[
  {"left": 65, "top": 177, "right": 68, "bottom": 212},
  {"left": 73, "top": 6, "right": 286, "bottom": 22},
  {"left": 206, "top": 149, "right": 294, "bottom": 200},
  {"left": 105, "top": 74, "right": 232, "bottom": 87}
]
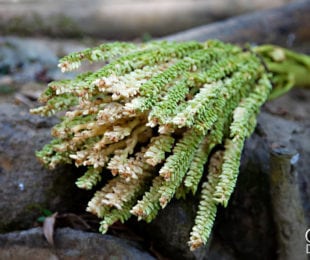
[{"left": 31, "top": 40, "right": 274, "bottom": 250}]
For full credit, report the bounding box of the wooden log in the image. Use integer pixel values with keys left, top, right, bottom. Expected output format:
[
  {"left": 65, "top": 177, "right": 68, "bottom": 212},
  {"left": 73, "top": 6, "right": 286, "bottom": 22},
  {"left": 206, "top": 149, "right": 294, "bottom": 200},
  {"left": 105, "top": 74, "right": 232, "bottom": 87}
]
[
  {"left": 162, "top": 0, "right": 310, "bottom": 52},
  {"left": 0, "top": 0, "right": 301, "bottom": 39},
  {"left": 269, "top": 148, "right": 307, "bottom": 260}
]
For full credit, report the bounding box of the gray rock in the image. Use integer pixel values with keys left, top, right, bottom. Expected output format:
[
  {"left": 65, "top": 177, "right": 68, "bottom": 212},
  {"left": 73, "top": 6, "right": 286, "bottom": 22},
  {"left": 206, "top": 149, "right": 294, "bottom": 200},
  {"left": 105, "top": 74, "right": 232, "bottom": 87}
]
[
  {"left": 0, "top": 103, "right": 90, "bottom": 232},
  {"left": 0, "top": 227, "right": 154, "bottom": 260},
  {"left": 0, "top": 37, "right": 58, "bottom": 82}
]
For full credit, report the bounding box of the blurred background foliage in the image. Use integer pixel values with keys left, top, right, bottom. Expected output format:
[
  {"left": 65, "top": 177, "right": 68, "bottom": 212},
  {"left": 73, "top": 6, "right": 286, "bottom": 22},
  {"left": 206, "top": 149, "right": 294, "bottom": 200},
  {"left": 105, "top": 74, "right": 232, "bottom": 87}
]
[{"left": 0, "top": 0, "right": 301, "bottom": 40}]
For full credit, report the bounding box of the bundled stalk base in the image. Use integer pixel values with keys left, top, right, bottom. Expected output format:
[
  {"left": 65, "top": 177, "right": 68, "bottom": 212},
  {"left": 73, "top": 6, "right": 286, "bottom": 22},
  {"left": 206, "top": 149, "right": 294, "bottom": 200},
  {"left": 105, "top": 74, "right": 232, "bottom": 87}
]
[{"left": 31, "top": 40, "right": 310, "bottom": 250}]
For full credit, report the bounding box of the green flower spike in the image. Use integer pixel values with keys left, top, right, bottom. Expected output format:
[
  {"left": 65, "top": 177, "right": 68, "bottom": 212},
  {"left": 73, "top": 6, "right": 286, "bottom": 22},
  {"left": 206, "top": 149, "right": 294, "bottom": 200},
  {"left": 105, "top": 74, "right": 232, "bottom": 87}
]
[{"left": 31, "top": 40, "right": 310, "bottom": 250}]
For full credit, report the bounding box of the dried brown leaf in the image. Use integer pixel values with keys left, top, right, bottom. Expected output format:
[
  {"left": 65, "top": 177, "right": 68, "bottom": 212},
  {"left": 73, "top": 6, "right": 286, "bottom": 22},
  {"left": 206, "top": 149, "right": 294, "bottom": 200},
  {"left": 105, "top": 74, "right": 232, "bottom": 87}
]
[{"left": 43, "top": 212, "right": 58, "bottom": 246}]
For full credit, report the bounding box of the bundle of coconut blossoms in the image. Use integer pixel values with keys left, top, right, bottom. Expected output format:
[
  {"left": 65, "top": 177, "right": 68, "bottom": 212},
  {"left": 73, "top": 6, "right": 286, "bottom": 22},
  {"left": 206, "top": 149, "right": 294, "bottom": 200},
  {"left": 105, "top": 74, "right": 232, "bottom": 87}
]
[{"left": 31, "top": 40, "right": 310, "bottom": 250}]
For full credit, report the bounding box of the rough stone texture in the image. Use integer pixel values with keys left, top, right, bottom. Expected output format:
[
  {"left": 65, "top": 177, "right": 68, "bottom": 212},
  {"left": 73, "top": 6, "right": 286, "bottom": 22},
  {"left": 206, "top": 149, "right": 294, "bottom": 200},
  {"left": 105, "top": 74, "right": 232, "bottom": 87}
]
[
  {"left": 0, "top": 103, "right": 91, "bottom": 232},
  {"left": 0, "top": 227, "right": 155, "bottom": 260}
]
